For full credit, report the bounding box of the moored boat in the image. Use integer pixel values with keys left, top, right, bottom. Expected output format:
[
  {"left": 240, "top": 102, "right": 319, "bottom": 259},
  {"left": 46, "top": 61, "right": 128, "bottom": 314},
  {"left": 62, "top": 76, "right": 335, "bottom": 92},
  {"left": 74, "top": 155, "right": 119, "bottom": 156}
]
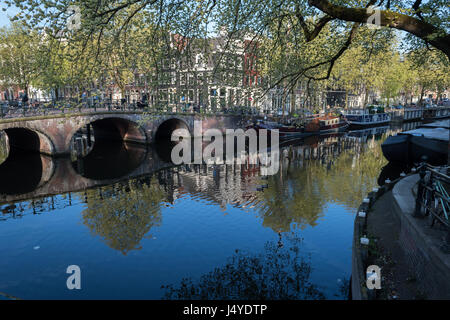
[
  {"left": 305, "top": 115, "right": 348, "bottom": 134},
  {"left": 344, "top": 107, "right": 390, "bottom": 127},
  {"left": 381, "top": 119, "right": 449, "bottom": 165}
]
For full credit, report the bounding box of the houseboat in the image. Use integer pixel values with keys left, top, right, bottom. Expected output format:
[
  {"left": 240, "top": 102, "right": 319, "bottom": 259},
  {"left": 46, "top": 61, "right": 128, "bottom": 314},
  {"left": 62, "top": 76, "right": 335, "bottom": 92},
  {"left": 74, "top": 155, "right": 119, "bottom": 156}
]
[
  {"left": 381, "top": 119, "right": 449, "bottom": 165},
  {"left": 423, "top": 106, "right": 450, "bottom": 121},
  {"left": 248, "top": 120, "right": 305, "bottom": 139},
  {"left": 344, "top": 107, "right": 390, "bottom": 127},
  {"left": 305, "top": 115, "right": 348, "bottom": 134}
]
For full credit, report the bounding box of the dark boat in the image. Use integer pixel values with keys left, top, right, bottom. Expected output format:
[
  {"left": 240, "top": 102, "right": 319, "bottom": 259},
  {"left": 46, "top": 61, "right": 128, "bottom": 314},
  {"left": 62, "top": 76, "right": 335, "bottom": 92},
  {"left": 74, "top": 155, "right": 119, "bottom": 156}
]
[
  {"left": 380, "top": 134, "right": 410, "bottom": 163},
  {"left": 381, "top": 120, "right": 449, "bottom": 165},
  {"left": 247, "top": 120, "right": 305, "bottom": 139},
  {"left": 277, "top": 124, "right": 306, "bottom": 139},
  {"left": 248, "top": 115, "right": 348, "bottom": 140}
]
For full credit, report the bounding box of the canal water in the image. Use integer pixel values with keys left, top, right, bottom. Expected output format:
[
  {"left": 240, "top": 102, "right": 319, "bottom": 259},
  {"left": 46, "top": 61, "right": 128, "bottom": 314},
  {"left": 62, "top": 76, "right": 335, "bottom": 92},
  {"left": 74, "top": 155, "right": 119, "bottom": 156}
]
[{"left": 0, "top": 124, "right": 416, "bottom": 300}]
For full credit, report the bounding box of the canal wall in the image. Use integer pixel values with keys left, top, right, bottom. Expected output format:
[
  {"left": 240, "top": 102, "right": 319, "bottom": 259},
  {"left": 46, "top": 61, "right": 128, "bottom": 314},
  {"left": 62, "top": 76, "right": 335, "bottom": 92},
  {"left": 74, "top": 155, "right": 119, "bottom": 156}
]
[
  {"left": 352, "top": 172, "right": 450, "bottom": 299},
  {"left": 0, "top": 131, "right": 8, "bottom": 165},
  {"left": 351, "top": 175, "right": 397, "bottom": 300}
]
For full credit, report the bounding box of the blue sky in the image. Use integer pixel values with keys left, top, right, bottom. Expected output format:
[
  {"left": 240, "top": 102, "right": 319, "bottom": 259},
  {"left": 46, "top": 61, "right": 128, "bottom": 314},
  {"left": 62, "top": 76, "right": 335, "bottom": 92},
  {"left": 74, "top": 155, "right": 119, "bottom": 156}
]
[{"left": 0, "top": 5, "right": 19, "bottom": 27}]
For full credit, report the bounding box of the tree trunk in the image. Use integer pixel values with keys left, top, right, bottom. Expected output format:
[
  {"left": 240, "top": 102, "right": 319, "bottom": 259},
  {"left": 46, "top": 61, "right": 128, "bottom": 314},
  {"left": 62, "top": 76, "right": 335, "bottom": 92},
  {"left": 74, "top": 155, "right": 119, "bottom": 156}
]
[{"left": 308, "top": 0, "right": 450, "bottom": 60}]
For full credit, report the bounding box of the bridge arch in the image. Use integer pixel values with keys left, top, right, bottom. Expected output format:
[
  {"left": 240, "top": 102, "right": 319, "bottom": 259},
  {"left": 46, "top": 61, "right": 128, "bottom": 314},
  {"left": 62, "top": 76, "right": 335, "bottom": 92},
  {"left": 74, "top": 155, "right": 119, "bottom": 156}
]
[
  {"left": 69, "top": 116, "right": 147, "bottom": 153},
  {"left": 154, "top": 117, "right": 191, "bottom": 143},
  {"left": 1, "top": 127, "right": 55, "bottom": 156}
]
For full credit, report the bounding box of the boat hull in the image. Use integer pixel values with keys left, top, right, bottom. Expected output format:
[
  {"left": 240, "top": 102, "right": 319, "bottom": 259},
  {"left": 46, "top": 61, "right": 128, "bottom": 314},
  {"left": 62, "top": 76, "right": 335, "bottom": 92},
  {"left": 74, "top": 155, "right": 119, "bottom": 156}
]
[
  {"left": 409, "top": 135, "right": 448, "bottom": 165},
  {"left": 381, "top": 135, "right": 410, "bottom": 163},
  {"left": 348, "top": 120, "right": 390, "bottom": 128},
  {"left": 381, "top": 134, "right": 448, "bottom": 165},
  {"left": 320, "top": 123, "right": 349, "bottom": 134}
]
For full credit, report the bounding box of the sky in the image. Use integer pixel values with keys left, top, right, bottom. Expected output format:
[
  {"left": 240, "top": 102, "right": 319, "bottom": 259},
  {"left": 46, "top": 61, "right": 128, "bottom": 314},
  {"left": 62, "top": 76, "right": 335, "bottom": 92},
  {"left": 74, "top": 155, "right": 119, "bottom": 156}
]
[{"left": 0, "top": 5, "right": 19, "bottom": 27}]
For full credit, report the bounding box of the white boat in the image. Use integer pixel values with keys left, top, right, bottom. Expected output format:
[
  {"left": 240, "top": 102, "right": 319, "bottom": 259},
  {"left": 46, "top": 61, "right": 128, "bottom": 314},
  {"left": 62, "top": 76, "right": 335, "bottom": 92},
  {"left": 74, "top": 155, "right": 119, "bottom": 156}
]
[{"left": 344, "top": 108, "right": 390, "bottom": 127}]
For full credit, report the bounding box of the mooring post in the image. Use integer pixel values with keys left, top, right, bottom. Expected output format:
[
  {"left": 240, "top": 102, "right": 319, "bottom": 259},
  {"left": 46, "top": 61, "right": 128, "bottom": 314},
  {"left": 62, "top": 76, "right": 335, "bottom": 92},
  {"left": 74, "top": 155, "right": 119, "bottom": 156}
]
[
  {"left": 86, "top": 124, "right": 92, "bottom": 147},
  {"left": 414, "top": 163, "right": 427, "bottom": 218}
]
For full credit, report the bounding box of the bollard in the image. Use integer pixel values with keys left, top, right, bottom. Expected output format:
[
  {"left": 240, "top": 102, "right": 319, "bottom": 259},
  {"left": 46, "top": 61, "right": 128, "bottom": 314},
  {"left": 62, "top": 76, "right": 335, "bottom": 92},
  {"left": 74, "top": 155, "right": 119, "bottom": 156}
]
[{"left": 414, "top": 165, "right": 427, "bottom": 218}]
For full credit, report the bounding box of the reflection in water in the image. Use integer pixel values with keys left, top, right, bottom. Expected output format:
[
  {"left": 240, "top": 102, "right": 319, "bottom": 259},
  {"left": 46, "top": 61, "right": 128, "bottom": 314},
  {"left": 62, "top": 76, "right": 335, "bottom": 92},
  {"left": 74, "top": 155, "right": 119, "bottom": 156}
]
[
  {"left": 72, "top": 141, "right": 147, "bottom": 180},
  {"left": 0, "top": 125, "right": 414, "bottom": 299},
  {"left": 163, "top": 233, "right": 325, "bottom": 300},
  {"left": 2, "top": 129, "right": 395, "bottom": 231},
  {"left": 0, "top": 149, "right": 43, "bottom": 195},
  {"left": 81, "top": 177, "right": 166, "bottom": 254}
]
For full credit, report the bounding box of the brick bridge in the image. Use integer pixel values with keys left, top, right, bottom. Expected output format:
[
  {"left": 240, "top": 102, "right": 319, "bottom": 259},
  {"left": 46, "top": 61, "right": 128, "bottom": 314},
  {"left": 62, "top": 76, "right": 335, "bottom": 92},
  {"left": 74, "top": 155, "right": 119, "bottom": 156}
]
[{"left": 0, "top": 112, "right": 253, "bottom": 156}]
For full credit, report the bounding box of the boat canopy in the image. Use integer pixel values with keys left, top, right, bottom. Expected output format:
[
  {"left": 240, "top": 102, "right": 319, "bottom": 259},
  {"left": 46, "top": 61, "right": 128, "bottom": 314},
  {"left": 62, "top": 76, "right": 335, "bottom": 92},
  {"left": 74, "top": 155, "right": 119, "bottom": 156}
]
[
  {"left": 420, "top": 119, "right": 450, "bottom": 129},
  {"left": 401, "top": 127, "right": 449, "bottom": 142}
]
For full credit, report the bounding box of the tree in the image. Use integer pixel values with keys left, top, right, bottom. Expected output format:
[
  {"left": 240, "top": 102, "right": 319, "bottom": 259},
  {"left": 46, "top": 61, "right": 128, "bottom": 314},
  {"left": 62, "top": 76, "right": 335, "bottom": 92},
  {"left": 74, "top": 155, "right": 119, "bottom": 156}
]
[
  {"left": 308, "top": 0, "right": 450, "bottom": 59},
  {"left": 407, "top": 49, "right": 450, "bottom": 106},
  {"left": 4, "top": 0, "right": 448, "bottom": 93},
  {"left": 331, "top": 27, "right": 397, "bottom": 107},
  {"left": 0, "top": 21, "right": 41, "bottom": 94}
]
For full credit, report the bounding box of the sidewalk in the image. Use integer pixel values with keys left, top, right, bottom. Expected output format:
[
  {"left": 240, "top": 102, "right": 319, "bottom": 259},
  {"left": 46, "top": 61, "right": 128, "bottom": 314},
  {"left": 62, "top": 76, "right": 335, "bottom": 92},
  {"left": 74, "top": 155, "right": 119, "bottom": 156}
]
[{"left": 366, "top": 174, "right": 450, "bottom": 299}]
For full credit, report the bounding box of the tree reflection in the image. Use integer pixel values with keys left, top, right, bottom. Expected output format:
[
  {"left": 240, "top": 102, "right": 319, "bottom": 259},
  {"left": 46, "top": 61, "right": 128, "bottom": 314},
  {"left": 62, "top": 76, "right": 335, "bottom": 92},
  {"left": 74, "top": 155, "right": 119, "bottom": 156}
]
[
  {"left": 258, "top": 165, "right": 326, "bottom": 232},
  {"left": 81, "top": 177, "right": 166, "bottom": 254},
  {"left": 256, "top": 134, "right": 388, "bottom": 232},
  {"left": 162, "top": 233, "right": 325, "bottom": 300}
]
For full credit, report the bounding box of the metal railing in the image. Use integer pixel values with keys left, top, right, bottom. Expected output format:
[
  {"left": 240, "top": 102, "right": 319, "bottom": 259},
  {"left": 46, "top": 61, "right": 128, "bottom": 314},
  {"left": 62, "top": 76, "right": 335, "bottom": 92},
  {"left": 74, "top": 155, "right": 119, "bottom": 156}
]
[
  {"left": 414, "top": 163, "right": 450, "bottom": 253},
  {"left": 0, "top": 100, "right": 265, "bottom": 119}
]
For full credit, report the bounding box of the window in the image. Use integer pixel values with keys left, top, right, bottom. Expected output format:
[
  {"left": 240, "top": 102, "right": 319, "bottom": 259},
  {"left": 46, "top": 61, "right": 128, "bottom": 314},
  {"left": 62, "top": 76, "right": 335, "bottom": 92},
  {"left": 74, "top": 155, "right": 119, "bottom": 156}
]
[
  {"left": 163, "top": 59, "right": 170, "bottom": 69},
  {"left": 159, "top": 89, "right": 168, "bottom": 101},
  {"left": 210, "top": 89, "right": 218, "bottom": 96},
  {"left": 188, "top": 73, "right": 195, "bottom": 85},
  {"left": 180, "top": 90, "right": 187, "bottom": 103}
]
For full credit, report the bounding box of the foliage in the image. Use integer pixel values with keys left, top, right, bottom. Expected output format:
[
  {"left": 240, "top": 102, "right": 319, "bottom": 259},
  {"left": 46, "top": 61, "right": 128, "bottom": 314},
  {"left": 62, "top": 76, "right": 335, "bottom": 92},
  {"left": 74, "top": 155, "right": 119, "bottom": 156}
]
[
  {"left": 162, "top": 233, "right": 325, "bottom": 299},
  {"left": 0, "top": 0, "right": 448, "bottom": 98},
  {"left": 0, "top": 21, "right": 41, "bottom": 92}
]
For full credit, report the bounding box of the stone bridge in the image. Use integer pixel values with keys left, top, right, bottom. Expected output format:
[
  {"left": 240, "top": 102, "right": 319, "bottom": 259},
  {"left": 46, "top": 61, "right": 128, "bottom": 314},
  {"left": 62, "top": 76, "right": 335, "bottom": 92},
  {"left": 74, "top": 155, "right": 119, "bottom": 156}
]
[{"left": 0, "top": 112, "right": 253, "bottom": 156}]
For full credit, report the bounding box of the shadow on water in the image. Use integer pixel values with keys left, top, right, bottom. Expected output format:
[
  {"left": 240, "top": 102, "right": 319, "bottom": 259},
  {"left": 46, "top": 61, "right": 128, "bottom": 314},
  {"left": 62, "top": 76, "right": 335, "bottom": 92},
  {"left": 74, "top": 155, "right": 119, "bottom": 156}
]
[
  {"left": 154, "top": 140, "right": 177, "bottom": 163},
  {"left": 72, "top": 141, "right": 147, "bottom": 180},
  {"left": 377, "top": 161, "right": 413, "bottom": 186},
  {"left": 162, "top": 233, "right": 326, "bottom": 300},
  {"left": 0, "top": 148, "right": 43, "bottom": 195}
]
